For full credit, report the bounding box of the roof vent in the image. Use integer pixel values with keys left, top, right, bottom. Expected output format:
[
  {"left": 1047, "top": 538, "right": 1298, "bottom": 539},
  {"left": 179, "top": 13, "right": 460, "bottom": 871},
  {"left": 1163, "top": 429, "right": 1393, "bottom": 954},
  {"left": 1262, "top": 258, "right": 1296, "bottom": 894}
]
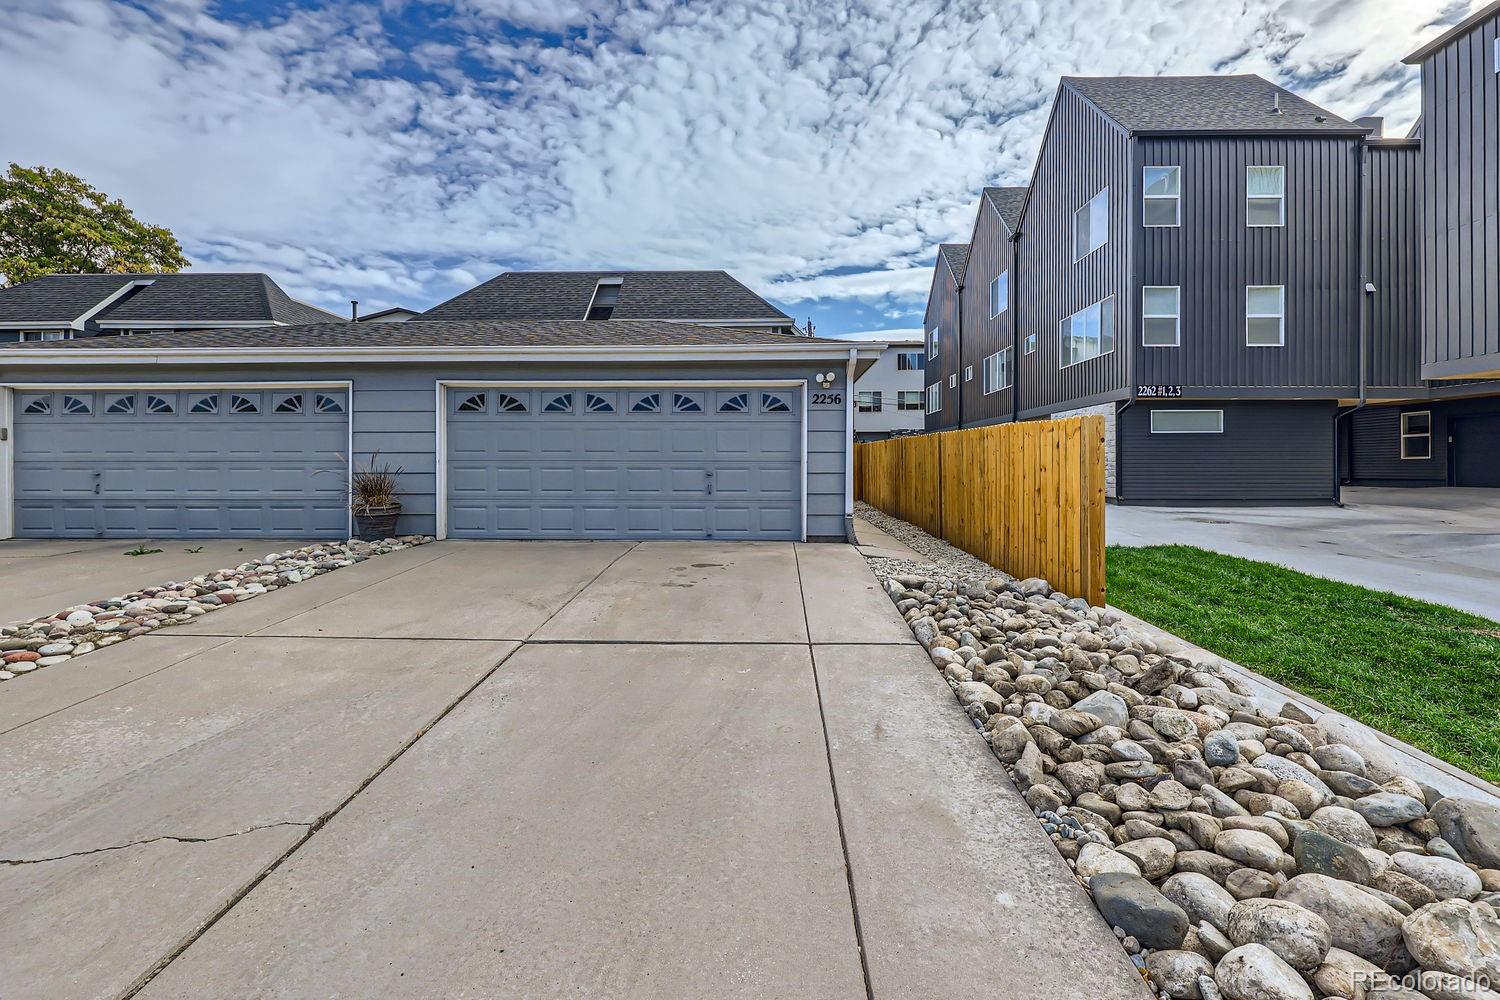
[
  {"left": 1271, "top": 92, "right": 1283, "bottom": 115},
  {"left": 1356, "top": 115, "right": 1384, "bottom": 137}
]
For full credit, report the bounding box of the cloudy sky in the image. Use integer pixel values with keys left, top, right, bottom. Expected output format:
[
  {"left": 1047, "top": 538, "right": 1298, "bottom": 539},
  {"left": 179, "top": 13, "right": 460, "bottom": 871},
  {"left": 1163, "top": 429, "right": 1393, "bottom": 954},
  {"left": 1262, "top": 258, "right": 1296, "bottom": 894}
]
[{"left": 0, "top": 0, "right": 1471, "bottom": 337}]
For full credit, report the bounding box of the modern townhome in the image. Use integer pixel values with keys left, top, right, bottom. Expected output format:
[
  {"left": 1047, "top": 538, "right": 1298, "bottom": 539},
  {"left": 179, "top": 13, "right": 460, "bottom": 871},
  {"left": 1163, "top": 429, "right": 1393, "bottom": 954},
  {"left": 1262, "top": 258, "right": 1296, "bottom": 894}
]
[
  {"left": 925, "top": 63, "right": 1500, "bottom": 502},
  {"left": 0, "top": 272, "right": 342, "bottom": 342},
  {"left": 0, "top": 270, "right": 879, "bottom": 543},
  {"left": 921, "top": 243, "right": 967, "bottom": 428},
  {"left": 852, "top": 336, "right": 926, "bottom": 442}
]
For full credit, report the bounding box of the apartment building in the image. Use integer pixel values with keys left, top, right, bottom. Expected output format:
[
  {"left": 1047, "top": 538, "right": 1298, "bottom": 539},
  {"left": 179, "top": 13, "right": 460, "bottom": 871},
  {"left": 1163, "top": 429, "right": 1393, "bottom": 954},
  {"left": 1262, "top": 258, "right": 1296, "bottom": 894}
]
[{"left": 853, "top": 337, "right": 926, "bottom": 441}]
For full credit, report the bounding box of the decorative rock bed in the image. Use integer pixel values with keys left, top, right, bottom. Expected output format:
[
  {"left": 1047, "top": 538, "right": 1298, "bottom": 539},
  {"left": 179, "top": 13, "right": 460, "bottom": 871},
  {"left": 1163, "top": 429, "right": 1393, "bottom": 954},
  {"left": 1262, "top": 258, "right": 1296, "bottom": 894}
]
[
  {"left": 861, "top": 531, "right": 1500, "bottom": 1000},
  {"left": 0, "top": 536, "right": 433, "bottom": 682}
]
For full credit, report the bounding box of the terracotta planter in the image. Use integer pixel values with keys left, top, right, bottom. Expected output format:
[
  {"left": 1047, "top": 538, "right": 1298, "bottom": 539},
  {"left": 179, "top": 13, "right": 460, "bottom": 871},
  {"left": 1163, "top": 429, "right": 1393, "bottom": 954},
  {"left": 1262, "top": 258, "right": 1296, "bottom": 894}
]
[{"left": 352, "top": 504, "right": 401, "bottom": 541}]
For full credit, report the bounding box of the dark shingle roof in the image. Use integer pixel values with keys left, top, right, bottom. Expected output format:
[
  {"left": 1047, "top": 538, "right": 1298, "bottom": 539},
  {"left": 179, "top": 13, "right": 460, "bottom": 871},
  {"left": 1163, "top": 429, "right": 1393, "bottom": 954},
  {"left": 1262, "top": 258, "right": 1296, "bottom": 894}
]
[
  {"left": 0, "top": 272, "right": 342, "bottom": 325},
  {"left": 422, "top": 270, "right": 792, "bottom": 323},
  {"left": 983, "top": 187, "right": 1028, "bottom": 233},
  {"left": 0, "top": 274, "right": 142, "bottom": 324},
  {"left": 0, "top": 320, "right": 846, "bottom": 352},
  {"left": 1405, "top": 0, "right": 1500, "bottom": 63},
  {"left": 938, "top": 244, "right": 970, "bottom": 282},
  {"left": 1063, "top": 75, "right": 1363, "bottom": 134}
]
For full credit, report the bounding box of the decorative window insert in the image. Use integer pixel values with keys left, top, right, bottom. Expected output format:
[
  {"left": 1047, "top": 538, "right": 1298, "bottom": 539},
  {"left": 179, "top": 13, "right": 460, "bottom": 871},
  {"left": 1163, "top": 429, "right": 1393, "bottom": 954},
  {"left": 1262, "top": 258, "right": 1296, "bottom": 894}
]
[
  {"left": 188, "top": 393, "right": 219, "bottom": 414},
  {"left": 982, "top": 348, "right": 1012, "bottom": 394},
  {"left": 1143, "top": 166, "right": 1181, "bottom": 227},
  {"left": 1246, "top": 285, "right": 1286, "bottom": 347},
  {"left": 896, "top": 351, "right": 924, "bottom": 371},
  {"left": 761, "top": 392, "right": 791, "bottom": 413},
  {"left": 925, "top": 383, "right": 941, "bottom": 414},
  {"left": 146, "top": 394, "right": 176, "bottom": 415},
  {"left": 1073, "top": 188, "right": 1109, "bottom": 260},
  {"left": 927, "top": 325, "right": 939, "bottom": 360},
  {"left": 1150, "top": 409, "right": 1223, "bottom": 434},
  {"left": 271, "top": 393, "right": 301, "bottom": 413},
  {"left": 672, "top": 392, "right": 704, "bottom": 413},
  {"left": 718, "top": 392, "right": 749, "bottom": 413},
  {"left": 314, "top": 393, "right": 345, "bottom": 414},
  {"left": 897, "top": 390, "right": 923, "bottom": 411},
  {"left": 20, "top": 394, "right": 51, "bottom": 415},
  {"left": 585, "top": 392, "right": 615, "bottom": 413},
  {"left": 629, "top": 392, "right": 661, "bottom": 413},
  {"left": 543, "top": 392, "right": 573, "bottom": 413},
  {"left": 105, "top": 393, "right": 135, "bottom": 415},
  {"left": 1247, "top": 166, "right": 1285, "bottom": 226},
  {"left": 62, "top": 394, "right": 92, "bottom": 415},
  {"left": 988, "top": 271, "right": 1009, "bottom": 317},
  {"left": 1143, "top": 286, "right": 1181, "bottom": 347},
  {"left": 1400, "top": 411, "right": 1432, "bottom": 460},
  {"left": 856, "top": 391, "right": 882, "bottom": 412},
  {"left": 232, "top": 393, "right": 262, "bottom": 414},
  {"left": 1024, "top": 332, "right": 1037, "bottom": 355},
  {"left": 456, "top": 392, "right": 487, "bottom": 413},
  {"left": 1059, "top": 296, "right": 1116, "bottom": 368},
  {"left": 495, "top": 393, "right": 527, "bottom": 413}
]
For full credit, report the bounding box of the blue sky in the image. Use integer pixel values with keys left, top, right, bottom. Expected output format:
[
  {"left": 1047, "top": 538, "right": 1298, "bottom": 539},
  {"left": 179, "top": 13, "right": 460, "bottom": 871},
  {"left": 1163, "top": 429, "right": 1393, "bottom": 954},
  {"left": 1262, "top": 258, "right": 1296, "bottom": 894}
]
[{"left": 1, "top": 0, "right": 1469, "bottom": 339}]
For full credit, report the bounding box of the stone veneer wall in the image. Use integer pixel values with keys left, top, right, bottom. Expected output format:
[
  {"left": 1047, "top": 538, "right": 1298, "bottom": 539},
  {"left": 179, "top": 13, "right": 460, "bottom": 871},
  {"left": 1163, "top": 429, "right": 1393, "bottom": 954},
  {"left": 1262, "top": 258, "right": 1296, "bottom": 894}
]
[{"left": 1051, "top": 402, "right": 1117, "bottom": 498}]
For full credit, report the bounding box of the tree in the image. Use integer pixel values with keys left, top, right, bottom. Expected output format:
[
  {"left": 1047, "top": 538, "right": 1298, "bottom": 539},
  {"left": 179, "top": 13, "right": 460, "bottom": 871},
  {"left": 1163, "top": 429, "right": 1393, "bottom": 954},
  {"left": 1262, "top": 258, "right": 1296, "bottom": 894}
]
[{"left": 0, "top": 163, "right": 189, "bottom": 286}]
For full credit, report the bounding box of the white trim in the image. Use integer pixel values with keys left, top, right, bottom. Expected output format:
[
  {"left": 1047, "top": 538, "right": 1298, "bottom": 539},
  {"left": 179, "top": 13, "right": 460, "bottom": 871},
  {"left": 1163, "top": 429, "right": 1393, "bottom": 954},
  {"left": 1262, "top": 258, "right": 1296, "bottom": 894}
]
[
  {"left": 1246, "top": 165, "right": 1286, "bottom": 227},
  {"left": 982, "top": 348, "right": 1012, "bottom": 395},
  {"left": 1399, "top": 410, "right": 1432, "bottom": 460},
  {"left": 70, "top": 279, "right": 155, "bottom": 331},
  {"left": 95, "top": 320, "right": 289, "bottom": 329},
  {"left": 988, "top": 271, "right": 1009, "bottom": 318},
  {"left": 0, "top": 322, "right": 76, "bottom": 330},
  {"left": 1150, "top": 409, "right": 1224, "bottom": 434},
  {"left": 1059, "top": 295, "right": 1118, "bottom": 369},
  {"left": 1142, "top": 166, "right": 1181, "bottom": 228},
  {"left": 844, "top": 348, "right": 856, "bottom": 525},
  {"left": 1072, "top": 187, "right": 1110, "bottom": 262},
  {"left": 0, "top": 387, "right": 12, "bottom": 539},
  {"left": 1142, "top": 285, "right": 1182, "bottom": 348},
  {"left": 434, "top": 379, "right": 805, "bottom": 389},
  {"left": 0, "top": 345, "right": 885, "bottom": 366},
  {"left": 1245, "top": 285, "right": 1286, "bottom": 347}
]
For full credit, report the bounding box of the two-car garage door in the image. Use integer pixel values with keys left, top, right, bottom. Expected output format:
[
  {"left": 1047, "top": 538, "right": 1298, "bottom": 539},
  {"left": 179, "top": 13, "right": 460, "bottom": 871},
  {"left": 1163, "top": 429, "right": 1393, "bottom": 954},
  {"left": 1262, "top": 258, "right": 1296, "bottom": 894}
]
[
  {"left": 12, "top": 386, "right": 349, "bottom": 538},
  {"left": 445, "top": 385, "right": 802, "bottom": 539}
]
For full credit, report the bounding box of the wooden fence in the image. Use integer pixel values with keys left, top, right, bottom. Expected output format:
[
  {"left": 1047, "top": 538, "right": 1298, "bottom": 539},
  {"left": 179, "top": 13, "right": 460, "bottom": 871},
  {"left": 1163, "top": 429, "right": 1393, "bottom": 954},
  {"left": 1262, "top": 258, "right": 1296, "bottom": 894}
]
[{"left": 854, "top": 416, "right": 1107, "bottom": 605}]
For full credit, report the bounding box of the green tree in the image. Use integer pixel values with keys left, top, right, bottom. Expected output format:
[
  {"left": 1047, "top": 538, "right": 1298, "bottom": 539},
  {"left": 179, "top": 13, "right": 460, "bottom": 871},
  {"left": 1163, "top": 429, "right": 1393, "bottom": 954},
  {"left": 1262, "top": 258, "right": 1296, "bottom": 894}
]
[{"left": 0, "top": 163, "right": 189, "bottom": 286}]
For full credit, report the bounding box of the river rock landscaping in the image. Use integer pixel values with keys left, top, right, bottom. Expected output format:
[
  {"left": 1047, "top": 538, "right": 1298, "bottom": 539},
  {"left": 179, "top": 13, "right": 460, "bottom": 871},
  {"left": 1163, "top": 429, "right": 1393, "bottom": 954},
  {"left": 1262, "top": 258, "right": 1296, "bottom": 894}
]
[
  {"left": 0, "top": 536, "right": 432, "bottom": 683},
  {"left": 858, "top": 505, "right": 1500, "bottom": 1000}
]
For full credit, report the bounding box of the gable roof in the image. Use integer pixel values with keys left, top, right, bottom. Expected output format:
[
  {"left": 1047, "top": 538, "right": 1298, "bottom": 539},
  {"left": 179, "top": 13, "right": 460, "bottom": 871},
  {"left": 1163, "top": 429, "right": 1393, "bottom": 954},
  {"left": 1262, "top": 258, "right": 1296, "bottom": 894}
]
[
  {"left": 938, "top": 244, "right": 970, "bottom": 283},
  {"left": 0, "top": 274, "right": 148, "bottom": 325},
  {"left": 422, "top": 270, "right": 792, "bottom": 323},
  {"left": 0, "top": 272, "right": 342, "bottom": 326},
  {"left": 983, "top": 186, "right": 1028, "bottom": 234},
  {"left": 1405, "top": 0, "right": 1500, "bottom": 63},
  {"left": 1062, "top": 75, "right": 1364, "bottom": 135}
]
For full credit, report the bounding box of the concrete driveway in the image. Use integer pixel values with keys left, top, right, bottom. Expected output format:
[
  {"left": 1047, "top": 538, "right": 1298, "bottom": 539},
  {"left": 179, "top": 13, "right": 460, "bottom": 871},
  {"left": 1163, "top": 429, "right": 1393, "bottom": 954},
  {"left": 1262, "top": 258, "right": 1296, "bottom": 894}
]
[
  {"left": 0, "top": 539, "right": 1146, "bottom": 1000},
  {"left": 1109, "top": 486, "right": 1500, "bottom": 621}
]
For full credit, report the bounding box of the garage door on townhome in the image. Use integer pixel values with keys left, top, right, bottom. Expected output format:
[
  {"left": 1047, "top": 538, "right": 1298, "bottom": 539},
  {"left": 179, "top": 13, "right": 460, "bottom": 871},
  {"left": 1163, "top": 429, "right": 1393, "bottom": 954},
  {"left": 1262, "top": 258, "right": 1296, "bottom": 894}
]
[
  {"left": 12, "top": 386, "right": 350, "bottom": 538},
  {"left": 444, "top": 384, "right": 802, "bottom": 539}
]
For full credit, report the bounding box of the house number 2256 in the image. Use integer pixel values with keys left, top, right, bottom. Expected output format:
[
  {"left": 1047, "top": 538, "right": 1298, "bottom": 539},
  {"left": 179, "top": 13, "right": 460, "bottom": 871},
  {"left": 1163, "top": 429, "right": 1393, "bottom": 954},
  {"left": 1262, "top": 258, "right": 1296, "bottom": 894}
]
[{"left": 811, "top": 392, "right": 843, "bottom": 405}]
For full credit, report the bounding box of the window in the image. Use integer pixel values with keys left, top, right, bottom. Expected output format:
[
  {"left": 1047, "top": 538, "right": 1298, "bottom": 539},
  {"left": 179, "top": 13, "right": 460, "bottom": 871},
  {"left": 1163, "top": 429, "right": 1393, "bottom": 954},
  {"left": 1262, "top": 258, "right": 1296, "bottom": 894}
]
[
  {"left": 761, "top": 392, "right": 791, "bottom": 413},
  {"left": 1143, "top": 166, "right": 1180, "bottom": 227},
  {"left": 1400, "top": 411, "right": 1432, "bottom": 460},
  {"left": 982, "top": 348, "right": 1012, "bottom": 394},
  {"left": 105, "top": 393, "right": 135, "bottom": 414},
  {"left": 585, "top": 392, "right": 615, "bottom": 413},
  {"left": 495, "top": 393, "right": 527, "bottom": 413},
  {"left": 925, "top": 383, "right": 941, "bottom": 414},
  {"left": 963, "top": 365, "right": 974, "bottom": 383},
  {"left": 146, "top": 394, "right": 175, "bottom": 415},
  {"left": 927, "top": 325, "right": 939, "bottom": 360},
  {"left": 271, "top": 393, "right": 301, "bottom": 413},
  {"left": 1142, "top": 286, "right": 1181, "bottom": 347},
  {"left": 585, "top": 279, "right": 622, "bottom": 320},
  {"left": 630, "top": 392, "right": 661, "bottom": 413},
  {"left": 1247, "top": 166, "right": 1285, "bottom": 226},
  {"left": 62, "top": 394, "right": 92, "bottom": 415},
  {"left": 672, "top": 392, "right": 703, "bottom": 413},
  {"left": 947, "top": 373, "right": 957, "bottom": 389},
  {"left": 857, "top": 391, "right": 882, "bottom": 412},
  {"left": 1024, "top": 332, "right": 1037, "bottom": 355},
  {"left": 718, "top": 392, "right": 748, "bottom": 413},
  {"left": 1246, "top": 285, "right": 1285, "bottom": 346},
  {"left": 543, "top": 392, "right": 573, "bottom": 413},
  {"left": 896, "top": 351, "right": 924, "bottom": 371},
  {"left": 456, "top": 392, "right": 486, "bottom": 413},
  {"left": 1059, "top": 296, "right": 1117, "bottom": 367},
  {"left": 233, "top": 393, "right": 262, "bottom": 414},
  {"left": 21, "top": 394, "right": 50, "bottom": 414},
  {"left": 189, "top": 393, "right": 219, "bottom": 414},
  {"left": 988, "top": 271, "right": 1009, "bottom": 317},
  {"left": 14, "top": 329, "right": 71, "bottom": 342},
  {"left": 1150, "top": 409, "right": 1224, "bottom": 434},
  {"left": 314, "top": 393, "right": 345, "bottom": 413},
  {"left": 1073, "top": 188, "right": 1109, "bottom": 260},
  {"left": 897, "top": 390, "right": 923, "bottom": 411}
]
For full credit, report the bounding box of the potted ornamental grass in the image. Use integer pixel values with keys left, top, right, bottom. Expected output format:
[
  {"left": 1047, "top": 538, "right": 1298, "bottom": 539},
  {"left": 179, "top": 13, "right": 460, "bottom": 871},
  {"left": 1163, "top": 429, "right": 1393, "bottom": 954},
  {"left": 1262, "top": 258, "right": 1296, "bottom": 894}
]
[{"left": 343, "top": 454, "right": 404, "bottom": 541}]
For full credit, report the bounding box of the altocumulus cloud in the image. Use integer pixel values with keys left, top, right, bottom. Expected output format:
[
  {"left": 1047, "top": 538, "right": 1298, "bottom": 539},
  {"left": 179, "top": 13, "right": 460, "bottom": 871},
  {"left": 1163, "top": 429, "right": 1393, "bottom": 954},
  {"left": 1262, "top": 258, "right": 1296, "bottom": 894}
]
[{"left": 0, "top": 0, "right": 1470, "bottom": 330}]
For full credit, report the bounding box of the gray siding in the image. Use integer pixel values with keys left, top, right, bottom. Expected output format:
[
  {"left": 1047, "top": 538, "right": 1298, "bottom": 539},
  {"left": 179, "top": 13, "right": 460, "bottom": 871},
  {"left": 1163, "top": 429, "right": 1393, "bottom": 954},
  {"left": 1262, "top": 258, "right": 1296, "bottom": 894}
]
[
  {"left": 959, "top": 197, "right": 1017, "bottom": 425},
  {"left": 1347, "top": 405, "right": 1447, "bottom": 484},
  {"left": 922, "top": 257, "right": 962, "bottom": 430},
  {"left": 1364, "top": 141, "right": 1425, "bottom": 392},
  {"left": 2, "top": 361, "right": 850, "bottom": 539},
  {"left": 1418, "top": 8, "right": 1500, "bottom": 380},
  {"left": 1118, "top": 400, "right": 1335, "bottom": 503},
  {"left": 1134, "top": 136, "right": 1362, "bottom": 394},
  {"left": 1017, "top": 85, "right": 1133, "bottom": 418}
]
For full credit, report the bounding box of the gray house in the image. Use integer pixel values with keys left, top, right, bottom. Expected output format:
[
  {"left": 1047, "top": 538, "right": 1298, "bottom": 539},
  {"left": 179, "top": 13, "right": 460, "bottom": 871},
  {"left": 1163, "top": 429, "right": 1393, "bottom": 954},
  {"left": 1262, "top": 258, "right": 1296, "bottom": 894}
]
[
  {"left": 852, "top": 337, "right": 925, "bottom": 442},
  {"left": 0, "top": 271, "right": 879, "bottom": 542}
]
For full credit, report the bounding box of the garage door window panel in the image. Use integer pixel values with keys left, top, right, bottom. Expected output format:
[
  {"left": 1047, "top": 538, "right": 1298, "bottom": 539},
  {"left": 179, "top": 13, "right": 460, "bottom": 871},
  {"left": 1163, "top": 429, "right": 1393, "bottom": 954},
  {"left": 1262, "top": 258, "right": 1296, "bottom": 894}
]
[
  {"left": 62, "top": 394, "right": 92, "bottom": 415},
  {"left": 232, "top": 393, "right": 262, "bottom": 414},
  {"left": 146, "top": 394, "right": 176, "bottom": 415},
  {"left": 672, "top": 391, "right": 704, "bottom": 413},
  {"left": 585, "top": 392, "right": 616, "bottom": 413},
  {"left": 629, "top": 392, "right": 661, "bottom": 413},
  {"left": 761, "top": 392, "right": 792, "bottom": 413},
  {"left": 315, "top": 393, "right": 345, "bottom": 414},
  {"left": 271, "top": 393, "right": 302, "bottom": 414},
  {"left": 717, "top": 392, "right": 749, "bottom": 413},
  {"left": 543, "top": 392, "right": 573, "bottom": 413},
  {"left": 104, "top": 394, "right": 135, "bottom": 415},
  {"left": 188, "top": 393, "right": 219, "bottom": 414},
  {"left": 456, "top": 392, "right": 487, "bottom": 413},
  {"left": 495, "top": 393, "right": 527, "bottom": 413},
  {"left": 20, "top": 394, "right": 51, "bottom": 414}
]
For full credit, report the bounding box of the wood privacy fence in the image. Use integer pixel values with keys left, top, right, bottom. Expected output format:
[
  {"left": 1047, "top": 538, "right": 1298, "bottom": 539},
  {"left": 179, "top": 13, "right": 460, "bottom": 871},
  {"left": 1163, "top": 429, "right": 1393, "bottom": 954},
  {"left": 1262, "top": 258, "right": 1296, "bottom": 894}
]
[{"left": 854, "top": 416, "right": 1107, "bottom": 605}]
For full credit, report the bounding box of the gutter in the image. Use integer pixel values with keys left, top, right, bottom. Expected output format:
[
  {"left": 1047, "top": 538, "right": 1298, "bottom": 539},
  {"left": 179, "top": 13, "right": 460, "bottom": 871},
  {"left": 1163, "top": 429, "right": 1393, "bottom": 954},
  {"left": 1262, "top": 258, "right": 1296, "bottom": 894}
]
[{"left": 0, "top": 343, "right": 888, "bottom": 366}]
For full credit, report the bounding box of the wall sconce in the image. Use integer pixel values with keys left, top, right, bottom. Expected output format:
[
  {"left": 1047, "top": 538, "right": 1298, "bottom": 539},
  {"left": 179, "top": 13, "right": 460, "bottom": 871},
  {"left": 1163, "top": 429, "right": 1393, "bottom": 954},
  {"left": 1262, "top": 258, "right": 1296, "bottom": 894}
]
[{"left": 816, "top": 371, "right": 836, "bottom": 388}]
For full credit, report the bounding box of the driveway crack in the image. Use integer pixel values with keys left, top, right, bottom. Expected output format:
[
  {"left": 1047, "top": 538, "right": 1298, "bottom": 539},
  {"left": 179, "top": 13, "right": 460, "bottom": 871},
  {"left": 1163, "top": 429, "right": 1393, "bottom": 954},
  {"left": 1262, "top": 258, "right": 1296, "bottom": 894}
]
[{"left": 0, "top": 822, "right": 310, "bottom": 866}]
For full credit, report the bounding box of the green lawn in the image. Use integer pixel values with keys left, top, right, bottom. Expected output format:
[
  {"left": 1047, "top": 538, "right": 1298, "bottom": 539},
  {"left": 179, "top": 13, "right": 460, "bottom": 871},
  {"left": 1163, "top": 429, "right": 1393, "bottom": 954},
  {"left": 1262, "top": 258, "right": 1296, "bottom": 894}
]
[{"left": 1106, "top": 545, "right": 1500, "bottom": 785}]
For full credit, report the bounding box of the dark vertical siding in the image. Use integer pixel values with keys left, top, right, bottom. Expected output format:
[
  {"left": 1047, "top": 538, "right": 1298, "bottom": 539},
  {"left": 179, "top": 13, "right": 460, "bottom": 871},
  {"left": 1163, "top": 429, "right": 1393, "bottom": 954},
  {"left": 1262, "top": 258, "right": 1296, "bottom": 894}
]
[
  {"left": 1134, "top": 135, "right": 1361, "bottom": 393},
  {"left": 922, "top": 255, "right": 962, "bottom": 430},
  {"left": 1364, "top": 141, "right": 1425, "bottom": 392},
  {"left": 1016, "top": 86, "right": 1132, "bottom": 418},
  {"left": 1347, "top": 405, "right": 1447, "bottom": 483},
  {"left": 1118, "top": 400, "right": 1336, "bottom": 503},
  {"left": 959, "top": 196, "right": 1017, "bottom": 425},
  {"left": 1419, "top": 9, "right": 1500, "bottom": 379}
]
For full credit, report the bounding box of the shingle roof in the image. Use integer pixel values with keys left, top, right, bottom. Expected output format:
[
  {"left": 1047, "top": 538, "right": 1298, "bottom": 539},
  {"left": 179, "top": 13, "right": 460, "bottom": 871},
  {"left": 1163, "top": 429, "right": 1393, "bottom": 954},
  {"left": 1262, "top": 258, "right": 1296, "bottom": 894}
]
[
  {"left": 983, "top": 187, "right": 1028, "bottom": 233},
  {"left": 0, "top": 319, "right": 845, "bottom": 352},
  {"left": 421, "top": 270, "right": 792, "bottom": 323},
  {"left": 1063, "top": 75, "right": 1364, "bottom": 134},
  {"left": 0, "top": 274, "right": 143, "bottom": 324},
  {"left": 1404, "top": 0, "right": 1500, "bottom": 63},
  {"left": 938, "top": 244, "right": 970, "bottom": 282},
  {"left": 0, "top": 272, "right": 342, "bottom": 325}
]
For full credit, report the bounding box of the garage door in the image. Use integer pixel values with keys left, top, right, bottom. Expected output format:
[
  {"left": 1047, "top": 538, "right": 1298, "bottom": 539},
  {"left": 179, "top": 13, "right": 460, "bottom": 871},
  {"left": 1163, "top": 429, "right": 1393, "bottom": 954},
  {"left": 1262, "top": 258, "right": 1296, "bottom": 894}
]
[
  {"left": 12, "top": 387, "right": 349, "bottom": 538},
  {"left": 445, "top": 385, "right": 801, "bottom": 539},
  {"left": 1452, "top": 414, "right": 1500, "bottom": 487}
]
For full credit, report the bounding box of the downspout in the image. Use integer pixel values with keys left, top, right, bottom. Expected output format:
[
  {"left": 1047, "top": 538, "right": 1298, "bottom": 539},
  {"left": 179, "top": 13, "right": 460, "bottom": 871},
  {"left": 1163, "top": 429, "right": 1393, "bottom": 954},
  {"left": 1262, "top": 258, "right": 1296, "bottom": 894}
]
[
  {"left": 1010, "top": 230, "right": 1022, "bottom": 425},
  {"left": 1333, "top": 139, "right": 1371, "bottom": 508},
  {"left": 844, "top": 346, "right": 858, "bottom": 543},
  {"left": 954, "top": 272, "right": 965, "bottom": 429}
]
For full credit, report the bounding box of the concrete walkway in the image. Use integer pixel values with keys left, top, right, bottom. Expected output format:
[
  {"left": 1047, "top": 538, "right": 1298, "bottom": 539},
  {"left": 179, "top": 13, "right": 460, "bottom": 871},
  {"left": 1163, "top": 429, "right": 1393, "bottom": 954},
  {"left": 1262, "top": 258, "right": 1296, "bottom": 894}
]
[{"left": 0, "top": 539, "right": 1147, "bottom": 1000}]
